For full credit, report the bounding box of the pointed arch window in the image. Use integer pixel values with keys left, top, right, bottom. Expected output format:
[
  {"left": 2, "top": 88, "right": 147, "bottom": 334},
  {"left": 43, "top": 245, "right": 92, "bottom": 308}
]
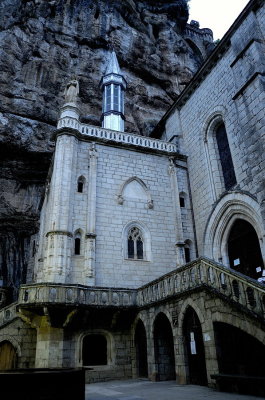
[
  {"left": 128, "top": 227, "right": 144, "bottom": 260},
  {"left": 215, "top": 123, "right": 237, "bottom": 190}
]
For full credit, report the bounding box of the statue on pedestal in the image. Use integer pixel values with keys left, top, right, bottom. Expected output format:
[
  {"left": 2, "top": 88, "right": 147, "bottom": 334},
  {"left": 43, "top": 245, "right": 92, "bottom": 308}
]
[{"left": 64, "top": 78, "right": 79, "bottom": 104}]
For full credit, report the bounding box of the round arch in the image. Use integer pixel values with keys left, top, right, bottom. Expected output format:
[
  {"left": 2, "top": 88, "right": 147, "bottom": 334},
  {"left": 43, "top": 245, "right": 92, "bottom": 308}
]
[{"left": 0, "top": 336, "right": 21, "bottom": 370}]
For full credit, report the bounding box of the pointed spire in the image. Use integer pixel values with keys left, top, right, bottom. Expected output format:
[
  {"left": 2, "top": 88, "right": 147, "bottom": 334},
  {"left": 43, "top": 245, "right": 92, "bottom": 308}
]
[
  {"left": 100, "top": 50, "right": 127, "bottom": 132},
  {"left": 105, "top": 50, "right": 121, "bottom": 75}
]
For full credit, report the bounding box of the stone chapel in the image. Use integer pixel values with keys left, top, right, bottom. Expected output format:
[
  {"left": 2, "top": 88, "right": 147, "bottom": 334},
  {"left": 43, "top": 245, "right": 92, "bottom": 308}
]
[{"left": 0, "top": 0, "right": 265, "bottom": 392}]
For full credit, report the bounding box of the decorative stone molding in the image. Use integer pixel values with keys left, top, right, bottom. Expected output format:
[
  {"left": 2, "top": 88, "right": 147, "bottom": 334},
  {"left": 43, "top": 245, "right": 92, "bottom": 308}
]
[
  {"left": 18, "top": 257, "right": 265, "bottom": 322},
  {"left": 46, "top": 231, "right": 73, "bottom": 238},
  {"left": 117, "top": 177, "right": 153, "bottom": 207},
  {"left": 86, "top": 233, "right": 97, "bottom": 239},
  {"left": 117, "top": 194, "right": 124, "bottom": 205},
  {"left": 57, "top": 119, "right": 178, "bottom": 155}
]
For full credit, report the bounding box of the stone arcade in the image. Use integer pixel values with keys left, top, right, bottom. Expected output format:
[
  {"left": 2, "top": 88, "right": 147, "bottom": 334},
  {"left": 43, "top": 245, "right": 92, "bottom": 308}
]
[{"left": 0, "top": 0, "right": 265, "bottom": 391}]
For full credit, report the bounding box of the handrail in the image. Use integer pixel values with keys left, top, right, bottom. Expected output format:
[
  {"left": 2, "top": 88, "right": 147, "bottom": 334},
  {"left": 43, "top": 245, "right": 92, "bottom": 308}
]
[{"left": 57, "top": 118, "right": 179, "bottom": 154}]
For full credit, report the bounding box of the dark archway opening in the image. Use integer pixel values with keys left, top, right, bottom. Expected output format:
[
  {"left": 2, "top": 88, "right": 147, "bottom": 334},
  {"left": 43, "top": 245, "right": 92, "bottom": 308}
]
[
  {"left": 154, "top": 313, "right": 175, "bottom": 381},
  {"left": 0, "top": 341, "right": 17, "bottom": 370},
  {"left": 228, "top": 219, "right": 263, "bottom": 280},
  {"left": 214, "top": 322, "right": 265, "bottom": 376},
  {"left": 135, "top": 320, "right": 148, "bottom": 378},
  {"left": 82, "top": 334, "right": 107, "bottom": 366},
  {"left": 183, "top": 307, "right": 207, "bottom": 386}
]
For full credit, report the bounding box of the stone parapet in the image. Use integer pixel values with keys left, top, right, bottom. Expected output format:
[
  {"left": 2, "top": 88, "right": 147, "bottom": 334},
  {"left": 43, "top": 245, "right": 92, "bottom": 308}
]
[
  {"left": 57, "top": 118, "right": 179, "bottom": 154},
  {"left": 19, "top": 284, "right": 137, "bottom": 308},
  {"left": 18, "top": 258, "right": 265, "bottom": 321},
  {"left": 137, "top": 257, "right": 265, "bottom": 320},
  {"left": 0, "top": 302, "right": 18, "bottom": 328}
]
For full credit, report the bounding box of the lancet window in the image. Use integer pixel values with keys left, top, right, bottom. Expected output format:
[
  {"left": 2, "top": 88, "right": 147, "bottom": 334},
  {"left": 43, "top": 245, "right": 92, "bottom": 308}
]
[
  {"left": 128, "top": 227, "right": 144, "bottom": 260},
  {"left": 215, "top": 123, "right": 237, "bottom": 190}
]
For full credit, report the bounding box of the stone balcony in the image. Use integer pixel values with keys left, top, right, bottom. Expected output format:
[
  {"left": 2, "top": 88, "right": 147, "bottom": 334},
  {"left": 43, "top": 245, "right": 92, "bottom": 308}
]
[
  {"left": 18, "top": 284, "right": 137, "bottom": 308},
  {"left": 19, "top": 258, "right": 265, "bottom": 316},
  {"left": 5, "top": 258, "right": 265, "bottom": 325}
]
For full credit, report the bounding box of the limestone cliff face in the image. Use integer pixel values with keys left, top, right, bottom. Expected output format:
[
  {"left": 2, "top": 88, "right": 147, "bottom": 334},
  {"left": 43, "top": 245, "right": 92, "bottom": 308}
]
[{"left": 0, "top": 0, "right": 212, "bottom": 297}]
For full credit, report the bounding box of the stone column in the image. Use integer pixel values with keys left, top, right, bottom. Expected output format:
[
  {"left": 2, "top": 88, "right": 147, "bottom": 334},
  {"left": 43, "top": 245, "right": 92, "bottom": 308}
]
[
  {"left": 175, "top": 334, "right": 188, "bottom": 384},
  {"left": 39, "top": 133, "right": 78, "bottom": 284},
  {"left": 168, "top": 157, "right": 185, "bottom": 266},
  {"left": 202, "top": 321, "right": 219, "bottom": 387},
  {"left": 35, "top": 323, "right": 64, "bottom": 368},
  {"left": 84, "top": 143, "right": 98, "bottom": 285}
]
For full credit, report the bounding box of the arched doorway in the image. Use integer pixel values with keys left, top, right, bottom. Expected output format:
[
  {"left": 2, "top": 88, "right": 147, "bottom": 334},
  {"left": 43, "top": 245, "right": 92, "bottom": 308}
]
[
  {"left": 154, "top": 313, "right": 175, "bottom": 381},
  {"left": 0, "top": 341, "right": 17, "bottom": 370},
  {"left": 183, "top": 307, "right": 207, "bottom": 385},
  {"left": 135, "top": 320, "right": 148, "bottom": 378},
  {"left": 228, "top": 219, "right": 263, "bottom": 279},
  {"left": 214, "top": 322, "right": 265, "bottom": 376},
  {"left": 82, "top": 334, "right": 107, "bottom": 366}
]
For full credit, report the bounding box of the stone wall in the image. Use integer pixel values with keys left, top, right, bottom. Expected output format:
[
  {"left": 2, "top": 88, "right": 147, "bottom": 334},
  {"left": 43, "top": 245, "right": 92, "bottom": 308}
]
[
  {"left": 36, "top": 131, "right": 196, "bottom": 287},
  {"left": 162, "top": 0, "right": 265, "bottom": 263},
  {"left": 0, "top": 317, "right": 36, "bottom": 368}
]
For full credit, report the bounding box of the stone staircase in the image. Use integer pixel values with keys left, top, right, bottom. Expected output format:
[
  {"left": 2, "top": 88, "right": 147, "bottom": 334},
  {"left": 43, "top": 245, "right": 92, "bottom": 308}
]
[{"left": 137, "top": 257, "right": 265, "bottom": 322}]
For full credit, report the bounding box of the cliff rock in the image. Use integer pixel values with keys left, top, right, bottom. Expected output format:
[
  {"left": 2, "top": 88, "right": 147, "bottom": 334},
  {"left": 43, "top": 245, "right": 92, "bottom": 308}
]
[{"left": 0, "top": 0, "right": 212, "bottom": 297}]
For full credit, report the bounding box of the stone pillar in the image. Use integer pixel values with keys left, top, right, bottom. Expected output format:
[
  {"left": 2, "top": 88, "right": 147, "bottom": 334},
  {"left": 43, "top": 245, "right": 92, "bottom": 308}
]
[
  {"left": 202, "top": 322, "right": 219, "bottom": 387},
  {"left": 35, "top": 321, "right": 64, "bottom": 368},
  {"left": 168, "top": 157, "right": 185, "bottom": 266},
  {"left": 175, "top": 334, "right": 188, "bottom": 384},
  {"left": 84, "top": 143, "right": 98, "bottom": 285},
  {"left": 39, "top": 133, "right": 78, "bottom": 284}
]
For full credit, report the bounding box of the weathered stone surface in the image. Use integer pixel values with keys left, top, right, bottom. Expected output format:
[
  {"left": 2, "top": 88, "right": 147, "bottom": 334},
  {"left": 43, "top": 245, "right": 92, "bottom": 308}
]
[{"left": 0, "top": 0, "right": 212, "bottom": 296}]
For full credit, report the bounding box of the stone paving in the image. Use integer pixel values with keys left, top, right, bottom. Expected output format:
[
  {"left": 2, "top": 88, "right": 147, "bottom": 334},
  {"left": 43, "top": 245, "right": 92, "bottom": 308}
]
[{"left": 85, "top": 379, "right": 262, "bottom": 400}]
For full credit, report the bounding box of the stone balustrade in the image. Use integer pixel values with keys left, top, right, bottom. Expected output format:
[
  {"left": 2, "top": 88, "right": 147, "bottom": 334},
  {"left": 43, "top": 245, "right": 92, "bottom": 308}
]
[
  {"left": 17, "top": 258, "right": 265, "bottom": 321},
  {"left": 19, "top": 284, "right": 137, "bottom": 308},
  {"left": 137, "top": 257, "right": 265, "bottom": 319},
  {"left": 0, "top": 302, "right": 18, "bottom": 327},
  {"left": 57, "top": 118, "right": 178, "bottom": 154}
]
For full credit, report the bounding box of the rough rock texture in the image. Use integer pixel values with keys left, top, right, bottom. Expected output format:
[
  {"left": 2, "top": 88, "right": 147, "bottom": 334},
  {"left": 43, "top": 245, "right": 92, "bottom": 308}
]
[{"left": 0, "top": 0, "right": 212, "bottom": 298}]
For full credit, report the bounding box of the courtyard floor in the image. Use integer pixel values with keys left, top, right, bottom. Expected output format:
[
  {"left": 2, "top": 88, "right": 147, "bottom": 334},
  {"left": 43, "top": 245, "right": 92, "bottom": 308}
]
[{"left": 85, "top": 379, "right": 262, "bottom": 400}]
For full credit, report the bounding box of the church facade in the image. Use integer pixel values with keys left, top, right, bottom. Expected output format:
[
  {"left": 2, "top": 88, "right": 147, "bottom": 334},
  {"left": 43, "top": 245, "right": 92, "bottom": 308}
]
[{"left": 0, "top": 0, "right": 265, "bottom": 390}]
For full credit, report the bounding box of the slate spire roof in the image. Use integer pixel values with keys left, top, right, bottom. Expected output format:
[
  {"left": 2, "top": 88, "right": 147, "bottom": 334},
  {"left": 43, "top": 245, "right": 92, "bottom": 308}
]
[{"left": 105, "top": 50, "right": 121, "bottom": 75}]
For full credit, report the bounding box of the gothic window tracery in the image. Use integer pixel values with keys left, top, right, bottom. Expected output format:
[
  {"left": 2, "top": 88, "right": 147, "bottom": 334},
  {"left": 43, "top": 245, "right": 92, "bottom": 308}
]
[{"left": 128, "top": 227, "right": 144, "bottom": 260}]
